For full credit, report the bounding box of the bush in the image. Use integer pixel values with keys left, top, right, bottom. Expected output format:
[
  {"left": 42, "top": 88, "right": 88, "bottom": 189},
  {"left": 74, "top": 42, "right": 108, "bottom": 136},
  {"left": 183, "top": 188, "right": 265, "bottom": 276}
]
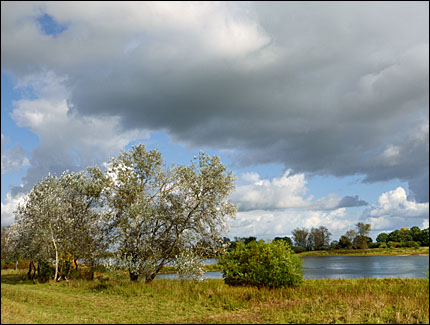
[
  {"left": 405, "top": 241, "right": 420, "bottom": 248},
  {"left": 219, "top": 240, "right": 303, "bottom": 288},
  {"left": 378, "top": 242, "right": 387, "bottom": 248},
  {"left": 37, "top": 260, "right": 55, "bottom": 282},
  {"left": 368, "top": 242, "right": 380, "bottom": 249},
  {"left": 387, "top": 241, "right": 398, "bottom": 248}
]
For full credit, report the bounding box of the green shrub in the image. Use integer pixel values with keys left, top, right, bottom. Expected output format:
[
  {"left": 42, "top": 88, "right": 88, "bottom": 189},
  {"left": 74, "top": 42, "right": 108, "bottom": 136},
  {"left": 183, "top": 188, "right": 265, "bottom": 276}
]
[
  {"left": 368, "top": 242, "right": 380, "bottom": 248},
  {"left": 37, "top": 260, "right": 55, "bottom": 282},
  {"left": 387, "top": 241, "right": 396, "bottom": 248},
  {"left": 378, "top": 242, "right": 387, "bottom": 248},
  {"left": 219, "top": 240, "right": 303, "bottom": 288}
]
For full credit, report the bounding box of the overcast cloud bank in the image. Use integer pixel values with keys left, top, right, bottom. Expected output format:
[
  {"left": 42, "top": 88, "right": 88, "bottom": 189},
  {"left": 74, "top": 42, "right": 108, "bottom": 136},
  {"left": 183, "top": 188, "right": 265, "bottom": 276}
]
[{"left": 1, "top": 2, "right": 428, "bottom": 237}]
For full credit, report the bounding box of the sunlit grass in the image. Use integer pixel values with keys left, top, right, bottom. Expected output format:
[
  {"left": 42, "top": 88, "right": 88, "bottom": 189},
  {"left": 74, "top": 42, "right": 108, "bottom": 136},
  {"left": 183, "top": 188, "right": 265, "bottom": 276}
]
[{"left": 2, "top": 269, "right": 428, "bottom": 324}]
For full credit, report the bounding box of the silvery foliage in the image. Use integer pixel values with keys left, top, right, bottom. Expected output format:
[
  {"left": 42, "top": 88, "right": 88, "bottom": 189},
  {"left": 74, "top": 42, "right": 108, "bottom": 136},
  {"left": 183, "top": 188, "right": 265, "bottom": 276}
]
[
  {"left": 174, "top": 248, "right": 205, "bottom": 281},
  {"left": 94, "top": 144, "right": 237, "bottom": 281},
  {"left": 8, "top": 171, "right": 108, "bottom": 278},
  {"left": 9, "top": 174, "right": 69, "bottom": 279}
]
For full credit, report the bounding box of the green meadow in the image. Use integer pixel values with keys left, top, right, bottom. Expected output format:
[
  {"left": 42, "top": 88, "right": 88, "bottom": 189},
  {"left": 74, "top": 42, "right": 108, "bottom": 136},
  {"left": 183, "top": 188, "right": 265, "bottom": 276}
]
[{"left": 1, "top": 269, "right": 428, "bottom": 324}]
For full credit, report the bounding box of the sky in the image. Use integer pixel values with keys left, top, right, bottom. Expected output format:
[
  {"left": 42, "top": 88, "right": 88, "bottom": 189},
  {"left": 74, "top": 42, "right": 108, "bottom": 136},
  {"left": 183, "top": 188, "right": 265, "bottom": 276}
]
[{"left": 1, "top": 1, "right": 429, "bottom": 242}]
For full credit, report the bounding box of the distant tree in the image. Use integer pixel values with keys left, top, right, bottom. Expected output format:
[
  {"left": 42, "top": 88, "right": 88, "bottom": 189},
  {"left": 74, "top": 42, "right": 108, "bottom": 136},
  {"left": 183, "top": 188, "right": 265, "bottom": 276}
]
[
  {"left": 399, "top": 227, "right": 413, "bottom": 243},
  {"left": 339, "top": 235, "right": 351, "bottom": 249},
  {"left": 388, "top": 230, "right": 401, "bottom": 243},
  {"left": 356, "top": 222, "right": 371, "bottom": 237},
  {"left": 240, "top": 236, "right": 257, "bottom": 245},
  {"left": 330, "top": 240, "right": 340, "bottom": 249},
  {"left": 292, "top": 228, "right": 309, "bottom": 249},
  {"left": 353, "top": 236, "right": 372, "bottom": 249},
  {"left": 376, "top": 233, "right": 389, "bottom": 243},
  {"left": 273, "top": 236, "right": 293, "bottom": 247},
  {"left": 410, "top": 226, "right": 422, "bottom": 243},
  {"left": 339, "top": 229, "right": 356, "bottom": 249},
  {"left": 308, "top": 226, "right": 332, "bottom": 250},
  {"left": 353, "top": 223, "right": 371, "bottom": 249},
  {"left": 387, "top": 228, "right": 413, "bottom": 244},
  {"left": 418, "top": 228, "right": 429, "bottom": 246}
]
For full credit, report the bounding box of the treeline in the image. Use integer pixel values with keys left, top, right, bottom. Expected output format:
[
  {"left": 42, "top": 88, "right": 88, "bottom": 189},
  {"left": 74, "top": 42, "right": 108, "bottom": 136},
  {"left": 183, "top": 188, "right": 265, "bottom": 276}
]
[{"left": 222, "top": 223, "right": 429, "bottom": 253}]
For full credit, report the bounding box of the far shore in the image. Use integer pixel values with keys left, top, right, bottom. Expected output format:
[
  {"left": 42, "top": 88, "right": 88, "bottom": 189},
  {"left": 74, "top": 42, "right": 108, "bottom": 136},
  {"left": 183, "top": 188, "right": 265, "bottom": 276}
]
[{"left": 295, "top": 246, "right": 429, "bottom": 257}]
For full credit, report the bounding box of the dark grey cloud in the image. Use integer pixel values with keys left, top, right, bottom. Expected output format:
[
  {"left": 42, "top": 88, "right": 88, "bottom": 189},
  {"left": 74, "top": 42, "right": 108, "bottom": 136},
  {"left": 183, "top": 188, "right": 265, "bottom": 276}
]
[
  {"left": 336, "top": 196, "right": 368, "bottom": 209},
  {"left": 2, "top": 2, "right": 429, "bottom": 202}
]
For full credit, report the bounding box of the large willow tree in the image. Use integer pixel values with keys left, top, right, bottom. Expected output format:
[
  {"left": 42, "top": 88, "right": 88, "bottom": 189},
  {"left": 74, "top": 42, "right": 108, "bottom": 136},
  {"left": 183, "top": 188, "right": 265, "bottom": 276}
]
[
  {"left": 8, "top": 171, "right": 108, "bottom": 281},
  {"left": 92, "top": 145, "right": 237, "bottom": 282}
]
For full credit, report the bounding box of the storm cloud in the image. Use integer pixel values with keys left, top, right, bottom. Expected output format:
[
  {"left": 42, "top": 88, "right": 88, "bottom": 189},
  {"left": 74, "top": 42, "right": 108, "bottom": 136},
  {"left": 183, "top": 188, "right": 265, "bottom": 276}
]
[{"left": 2, "top": 2, "right": 429, "bottom": 204}]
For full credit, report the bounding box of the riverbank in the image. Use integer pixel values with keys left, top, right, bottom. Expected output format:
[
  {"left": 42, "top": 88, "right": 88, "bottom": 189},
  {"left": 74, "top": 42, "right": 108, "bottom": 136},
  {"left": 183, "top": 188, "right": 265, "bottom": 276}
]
[
  {"left": 1, "top": 269, "right": 428, "bottom": 324},
  {"left": 296, "top": 246, "right": 429, "bottom": 257}
]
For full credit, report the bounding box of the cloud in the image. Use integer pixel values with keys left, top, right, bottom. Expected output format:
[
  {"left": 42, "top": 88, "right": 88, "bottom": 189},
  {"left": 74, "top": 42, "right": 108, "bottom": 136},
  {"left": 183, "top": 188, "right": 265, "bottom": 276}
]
[
  {"left": 231, "top": 171, "right": 367, "bottom": 212},
  {"left": 229, "top": 208, "right": 355, "bottom": 240},
  {"left": 231, "top": 171, "right": 312, "bottom": 211},
  {"left": 8, "top": 71, "right": 148, "bottom": 196},
  {"left": 1, "top": 191, "right": 26, "bottom": 226},
  {"left": 362, "top": 187, "right": 429, "bottom": 231},
  {"left": 1, "top": 2, "right": 428, "bottom": 208},
  {"left": 1, "top": 134, "right": 29, "bottom": 174}
]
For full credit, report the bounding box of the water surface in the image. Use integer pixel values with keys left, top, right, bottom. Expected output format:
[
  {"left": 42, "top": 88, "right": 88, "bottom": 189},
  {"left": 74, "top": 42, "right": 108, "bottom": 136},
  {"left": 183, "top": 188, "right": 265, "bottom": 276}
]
[{"left": 155, "top": 255, "right": 429, "bottom": 280}]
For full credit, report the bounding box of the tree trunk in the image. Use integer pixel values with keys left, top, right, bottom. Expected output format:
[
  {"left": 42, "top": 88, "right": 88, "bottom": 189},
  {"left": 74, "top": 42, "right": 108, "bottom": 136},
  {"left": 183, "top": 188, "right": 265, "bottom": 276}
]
[
  {"left": 54, "top": 249, "right": 59, "bottom": 281},
  {"left": 129, "top": 271, "right": 139, "bottom": 281},
  {"left": 49, "top": 223, "right": 59, "bottom": 282},
  {"left": 90, "top": 261, "right": 94, "bottom": 281},
  {"left": 27, "top": 260, "right": 34, "bottom": 280},
  {"left": 145, "top": 273, "right": 156, "bottom": 283}
]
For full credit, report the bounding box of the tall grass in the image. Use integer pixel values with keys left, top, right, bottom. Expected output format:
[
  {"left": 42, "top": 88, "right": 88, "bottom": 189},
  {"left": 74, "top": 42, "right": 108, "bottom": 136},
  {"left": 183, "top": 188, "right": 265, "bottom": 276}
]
[{"left": 2, "top": 269, "right": 428, "bottom": 324}]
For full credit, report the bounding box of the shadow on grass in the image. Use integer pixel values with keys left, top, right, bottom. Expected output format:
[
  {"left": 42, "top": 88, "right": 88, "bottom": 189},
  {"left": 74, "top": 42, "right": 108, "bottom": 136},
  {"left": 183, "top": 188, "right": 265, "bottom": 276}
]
[{"left": 1, "top": 270, "right": 35, "bottom": 285}]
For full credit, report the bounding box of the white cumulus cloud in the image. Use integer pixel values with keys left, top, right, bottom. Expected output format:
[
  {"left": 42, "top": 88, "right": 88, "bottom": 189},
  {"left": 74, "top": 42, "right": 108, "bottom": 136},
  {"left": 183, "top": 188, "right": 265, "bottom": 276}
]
[{"left": 362, "top": 187, "right": 429, "bottom": 231}]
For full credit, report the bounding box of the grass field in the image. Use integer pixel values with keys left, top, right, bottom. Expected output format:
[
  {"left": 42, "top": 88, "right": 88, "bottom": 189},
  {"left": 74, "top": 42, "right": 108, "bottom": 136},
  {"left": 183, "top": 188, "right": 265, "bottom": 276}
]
[{"left": 1, "top": 269, "right": 428, "bottom": 324}]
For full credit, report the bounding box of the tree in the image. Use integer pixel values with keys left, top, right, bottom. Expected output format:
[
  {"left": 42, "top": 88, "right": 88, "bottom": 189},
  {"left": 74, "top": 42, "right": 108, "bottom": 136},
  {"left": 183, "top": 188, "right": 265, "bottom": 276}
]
[
  {"left": 9, "top": 171, "right": 108, "bottom": 281},
  {"left": 353, "top": 236, "right": 372, "bottom": 249},
  {"left": 1, "top": 226, "right": 10, "bottom": 261},
  {"left": 58, "top": 170, "right": 110, "bottom": 279},
  {"left": 339, "top": 229, "right": 356, "bottom": 249},
  {"left": 97, "top": 145, "right": 237, "bottom": 282},
  {"left": 353, "top": 223, "right": 371, "bottom": 249},
  {"left": 410, "top": 226, "right": 422, "bottom": 243},
  {"left": 356, "top": 222, "right": 371, "bottom": 237},
  {"left": 388, "top": 230, "right": 401, "bottom": 243},
  {"left": 308, "top": 226, "right": 332, "bottom": 250},
  {"left": 10, "top": 174, "right": 68, "bottom": 281},
  {"left": 417, "top": 228, "right": 429, "bottom": 246},
  {"left": 292, "top": 228, "right": 309, "bottom": 249},
  {"left": 376, "top": 233, "right": 389, "bottom": 243},
  {"left": 273, "top": 236, "right": 293, "bottom": 247},
  {"left": 238, "top": 236, "right": 257, "bottom": 245}
]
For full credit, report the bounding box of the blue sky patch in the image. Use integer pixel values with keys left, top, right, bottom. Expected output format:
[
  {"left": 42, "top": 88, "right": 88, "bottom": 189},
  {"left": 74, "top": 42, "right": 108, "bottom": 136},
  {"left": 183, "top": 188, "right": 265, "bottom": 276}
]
[{"left": 36, "top": 13, "right": 67, "bottom": 37}]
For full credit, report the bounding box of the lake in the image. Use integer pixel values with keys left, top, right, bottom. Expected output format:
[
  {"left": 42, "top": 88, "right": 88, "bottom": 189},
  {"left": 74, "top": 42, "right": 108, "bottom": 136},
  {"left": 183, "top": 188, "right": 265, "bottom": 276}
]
[{"left": 155, "top": 255, "right": 429, "bottom": 280}]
